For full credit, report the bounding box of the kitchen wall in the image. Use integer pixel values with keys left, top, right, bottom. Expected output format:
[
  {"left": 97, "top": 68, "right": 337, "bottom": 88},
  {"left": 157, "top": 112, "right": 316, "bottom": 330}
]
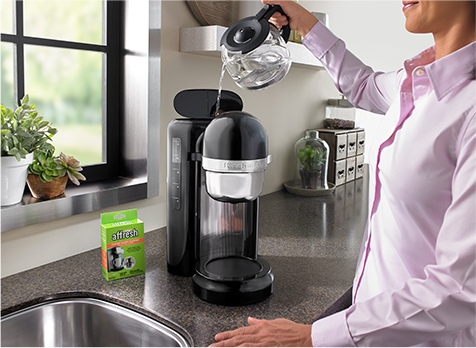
[{"left": 1, "top": 0, "right": 433, "bottom": 277}]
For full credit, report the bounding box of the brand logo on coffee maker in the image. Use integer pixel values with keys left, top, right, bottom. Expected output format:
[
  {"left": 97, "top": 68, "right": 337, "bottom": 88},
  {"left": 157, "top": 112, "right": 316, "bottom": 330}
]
[
  {"left": 202, "top": 157, "right": 269, "bottom": 172},
  {"left": 112, "top": 228, "right": 139, "bottom": 241},
  {"left": 223, "top": 159, "right": 266, "bottom": 171}
]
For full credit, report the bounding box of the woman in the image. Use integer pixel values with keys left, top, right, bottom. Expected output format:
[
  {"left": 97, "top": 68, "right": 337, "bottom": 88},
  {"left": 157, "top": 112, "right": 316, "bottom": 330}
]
[{"left": 211, "top": 1, "right": 476, "bottom": 346}]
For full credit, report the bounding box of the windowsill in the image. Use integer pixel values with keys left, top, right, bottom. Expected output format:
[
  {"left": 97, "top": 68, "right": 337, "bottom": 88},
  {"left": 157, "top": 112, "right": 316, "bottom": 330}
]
[{"left": 1, "top": 177, "right": 148, "bottom": 232}]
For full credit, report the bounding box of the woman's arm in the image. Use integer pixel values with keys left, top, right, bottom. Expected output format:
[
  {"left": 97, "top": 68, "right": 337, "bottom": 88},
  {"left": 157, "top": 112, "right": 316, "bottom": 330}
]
[{"left": 264, "top": 0, "right": 401, "bottom": 115}]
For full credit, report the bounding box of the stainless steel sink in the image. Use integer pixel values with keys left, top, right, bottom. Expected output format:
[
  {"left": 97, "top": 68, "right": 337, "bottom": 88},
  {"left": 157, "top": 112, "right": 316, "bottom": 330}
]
[{"left": 1, "top": 297, "right": 191, "bottom": 347}]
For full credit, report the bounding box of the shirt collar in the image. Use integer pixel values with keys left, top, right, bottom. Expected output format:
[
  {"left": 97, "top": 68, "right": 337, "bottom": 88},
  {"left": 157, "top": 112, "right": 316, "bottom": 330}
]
[{"left": 403, "top": 41, "right": 476, "bottom": 101}]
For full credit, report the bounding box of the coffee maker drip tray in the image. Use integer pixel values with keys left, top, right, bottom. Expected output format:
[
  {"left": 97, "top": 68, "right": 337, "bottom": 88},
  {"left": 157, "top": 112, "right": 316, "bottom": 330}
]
[
  {"left": 202, "top": 256, "right": 264, "bottom": 281},
  {"left": 193, "top": 256, "right": 274, "bottom": 306}
]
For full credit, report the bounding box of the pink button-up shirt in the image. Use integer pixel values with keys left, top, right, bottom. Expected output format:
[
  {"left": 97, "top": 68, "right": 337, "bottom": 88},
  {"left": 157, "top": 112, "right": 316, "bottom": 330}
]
[{"left": 303, "top": 21, "right": 476, "bottom": 346}]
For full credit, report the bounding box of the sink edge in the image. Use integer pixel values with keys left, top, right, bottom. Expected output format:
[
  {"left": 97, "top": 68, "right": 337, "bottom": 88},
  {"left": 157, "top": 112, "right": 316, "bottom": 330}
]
[{"left": 1, "top": 290, "right": 194, "bottom": 347}]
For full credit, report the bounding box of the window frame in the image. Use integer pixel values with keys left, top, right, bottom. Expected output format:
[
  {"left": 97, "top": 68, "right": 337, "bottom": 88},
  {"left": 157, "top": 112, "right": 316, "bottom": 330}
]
[
  {"left": 1, "top": 0, "right": 121, "bottom": 182},
  {"left": 1, "top": 0, "right": 161, "bottom": 232}
]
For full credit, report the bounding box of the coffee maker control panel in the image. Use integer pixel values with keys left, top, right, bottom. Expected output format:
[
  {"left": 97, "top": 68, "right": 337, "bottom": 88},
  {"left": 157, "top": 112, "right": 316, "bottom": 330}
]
[{"left": 171, "top": 137, "right": 182, "bottom": 210}]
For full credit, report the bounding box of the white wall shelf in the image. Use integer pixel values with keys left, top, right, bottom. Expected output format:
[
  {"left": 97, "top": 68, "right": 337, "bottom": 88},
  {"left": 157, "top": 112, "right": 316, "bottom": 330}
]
[{"left": 179, "top": 26, "right": 324, "bottom": 70}]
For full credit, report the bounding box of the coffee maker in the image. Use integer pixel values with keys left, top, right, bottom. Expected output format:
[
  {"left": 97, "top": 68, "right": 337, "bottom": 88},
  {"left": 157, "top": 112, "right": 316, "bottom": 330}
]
[
  {"left": 107, "top": 247, "right": 124, "bottom": 272},
  {"left": 167, "top": 89, "right": 274, "bottom": 305}
]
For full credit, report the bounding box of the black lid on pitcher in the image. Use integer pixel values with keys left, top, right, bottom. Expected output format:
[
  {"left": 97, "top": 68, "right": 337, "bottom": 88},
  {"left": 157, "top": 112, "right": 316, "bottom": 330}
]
[{"left": 220, "top": 4, "right": 290, "bottom": 54}]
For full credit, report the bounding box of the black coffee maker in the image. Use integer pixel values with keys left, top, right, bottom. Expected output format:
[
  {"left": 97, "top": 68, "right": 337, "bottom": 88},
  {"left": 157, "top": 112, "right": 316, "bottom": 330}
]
[{"left": 167, "top": 89, "right": 274, "bottom": 305}]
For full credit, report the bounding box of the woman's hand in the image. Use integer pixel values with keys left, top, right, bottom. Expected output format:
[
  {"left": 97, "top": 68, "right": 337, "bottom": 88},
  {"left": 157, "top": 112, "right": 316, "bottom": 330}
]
[
  {"left": 210, "top": 317, "right": 313, "bottom": 347},
  {"left": 262, "top": 0, "right": 318, "bottom": 38}
]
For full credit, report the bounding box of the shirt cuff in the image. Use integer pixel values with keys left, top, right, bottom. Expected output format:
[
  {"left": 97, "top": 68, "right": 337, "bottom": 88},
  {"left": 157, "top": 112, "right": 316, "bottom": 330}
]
[
  {"left": 311, "top": 310, "right": 356, "bottom": 347},
  {"left": 302, "top": 20, "right": 339, "bottom": 60}
]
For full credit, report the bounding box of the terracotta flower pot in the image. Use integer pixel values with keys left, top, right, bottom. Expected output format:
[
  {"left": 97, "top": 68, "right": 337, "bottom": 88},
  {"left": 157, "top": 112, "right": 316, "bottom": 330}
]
[{"left": 26, "top": 174, "right": 68, "bottom": 199}]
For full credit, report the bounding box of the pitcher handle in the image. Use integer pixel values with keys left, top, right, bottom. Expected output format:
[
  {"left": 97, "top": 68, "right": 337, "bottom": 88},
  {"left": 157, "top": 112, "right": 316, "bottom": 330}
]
[{"left": 256, "top": 4, "right": 291, "bottom": 43}]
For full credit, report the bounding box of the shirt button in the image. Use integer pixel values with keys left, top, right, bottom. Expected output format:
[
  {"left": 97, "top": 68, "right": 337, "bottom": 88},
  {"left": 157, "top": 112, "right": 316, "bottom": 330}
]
[{"left": 415, "top": 69, "right": 425, "bottom": 76}]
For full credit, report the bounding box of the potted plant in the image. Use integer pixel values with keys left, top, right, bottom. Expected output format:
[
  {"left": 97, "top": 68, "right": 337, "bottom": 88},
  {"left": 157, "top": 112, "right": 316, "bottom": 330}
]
[
  {"left": 1, "top": 95, "right": 57, "bottom": 206},
  {"left": 27, "top": 151, "right": 86, "bottom": 199},
  {"left": 297, "top": 144, "right": 328, "bottom": 189}
]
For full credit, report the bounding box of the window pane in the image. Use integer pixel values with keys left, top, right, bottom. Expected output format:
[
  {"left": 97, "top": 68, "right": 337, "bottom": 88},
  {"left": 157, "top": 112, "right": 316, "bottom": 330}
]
[
  {"left": 1, "top": 0, "right": 14, "bottom": 34},
  {"left": 1, "top": 42, "right": 15, "bottom": 110},
  {"left": 24, "top": 0, "right": 103, "bottom": 45},
  {"left": 24, "top": 45, "right": 104, "bottom": 165}
]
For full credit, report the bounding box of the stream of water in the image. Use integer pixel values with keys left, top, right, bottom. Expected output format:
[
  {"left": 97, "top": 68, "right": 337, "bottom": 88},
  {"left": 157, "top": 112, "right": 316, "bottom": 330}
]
[{"left": 215, "top": 62, "right": 227, "bottom": 117}]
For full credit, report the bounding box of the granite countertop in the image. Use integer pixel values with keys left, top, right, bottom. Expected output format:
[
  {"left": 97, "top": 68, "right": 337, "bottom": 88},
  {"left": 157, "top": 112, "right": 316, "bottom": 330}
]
[{"left": 1, "top": 176, "right": 368, "bottom": 347}]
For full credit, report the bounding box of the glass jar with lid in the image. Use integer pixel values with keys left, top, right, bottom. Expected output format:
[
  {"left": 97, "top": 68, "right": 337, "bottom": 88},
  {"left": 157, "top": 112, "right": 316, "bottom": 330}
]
[{"left": 324, "top": 95, "right": 356, "bottom": 129}]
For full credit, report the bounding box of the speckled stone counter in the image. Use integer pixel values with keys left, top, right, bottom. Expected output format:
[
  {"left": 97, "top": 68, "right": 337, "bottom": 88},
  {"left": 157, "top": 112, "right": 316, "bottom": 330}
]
[{"left": 1, "top": 176, "right": 368, "bottom": 347}]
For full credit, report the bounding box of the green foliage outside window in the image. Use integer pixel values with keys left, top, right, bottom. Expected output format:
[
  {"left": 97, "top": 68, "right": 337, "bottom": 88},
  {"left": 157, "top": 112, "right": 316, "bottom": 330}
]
[{"left": 1, "top": 0, "right": 104, "bottom": 165}]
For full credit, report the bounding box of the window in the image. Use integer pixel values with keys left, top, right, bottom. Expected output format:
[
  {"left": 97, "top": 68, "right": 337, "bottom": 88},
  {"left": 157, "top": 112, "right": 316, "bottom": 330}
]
[
  {"left": 1, "top": 0, "right": 121, "bottom": 181},
  {"left": 1, "top": 0, "right": 161, "bottom": 231}
]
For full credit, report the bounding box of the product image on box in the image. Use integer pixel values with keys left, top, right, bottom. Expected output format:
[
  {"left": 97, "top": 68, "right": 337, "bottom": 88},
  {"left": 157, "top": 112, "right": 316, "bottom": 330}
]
[
  {"left": 101, "top": 209, "right": 145, "bottom": 281},
  {"left": 107, "top": 246, "right": 124, "bottom": 272}
]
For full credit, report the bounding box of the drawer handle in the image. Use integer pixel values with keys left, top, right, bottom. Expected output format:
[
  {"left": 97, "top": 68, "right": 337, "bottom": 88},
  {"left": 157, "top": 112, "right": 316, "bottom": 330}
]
[
  {"left": 337, "top": 170, "right": 345, "bottom": 178},
  {"left": 357, "top": 164, "right": 364, "bottom": 172},
  {"left": 348, "top": 166, "right": 355, "bottom": 175},
  {"left": 348, "top": 142, "right": 356, "bottom": 151},
  {"left": 338, "top": 144, "right": 346, "bottom": 153},
  {"left": 359, "top": 140, "right": 365, "bottom": 148}
]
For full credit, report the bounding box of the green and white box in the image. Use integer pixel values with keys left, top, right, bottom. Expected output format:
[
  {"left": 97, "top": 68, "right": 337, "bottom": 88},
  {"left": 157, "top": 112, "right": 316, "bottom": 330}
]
[{"left": 101, "top": 209, "right": 145, "bottom": 281}]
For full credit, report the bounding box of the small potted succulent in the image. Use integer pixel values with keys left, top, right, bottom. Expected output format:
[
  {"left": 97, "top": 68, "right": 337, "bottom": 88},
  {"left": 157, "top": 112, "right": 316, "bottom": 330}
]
[
  {"left": 1, "top": 95, "right": 57, "bottom": 205},
  {"left": 27, "top": 150, "right": 86, "bottom": 199}
]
